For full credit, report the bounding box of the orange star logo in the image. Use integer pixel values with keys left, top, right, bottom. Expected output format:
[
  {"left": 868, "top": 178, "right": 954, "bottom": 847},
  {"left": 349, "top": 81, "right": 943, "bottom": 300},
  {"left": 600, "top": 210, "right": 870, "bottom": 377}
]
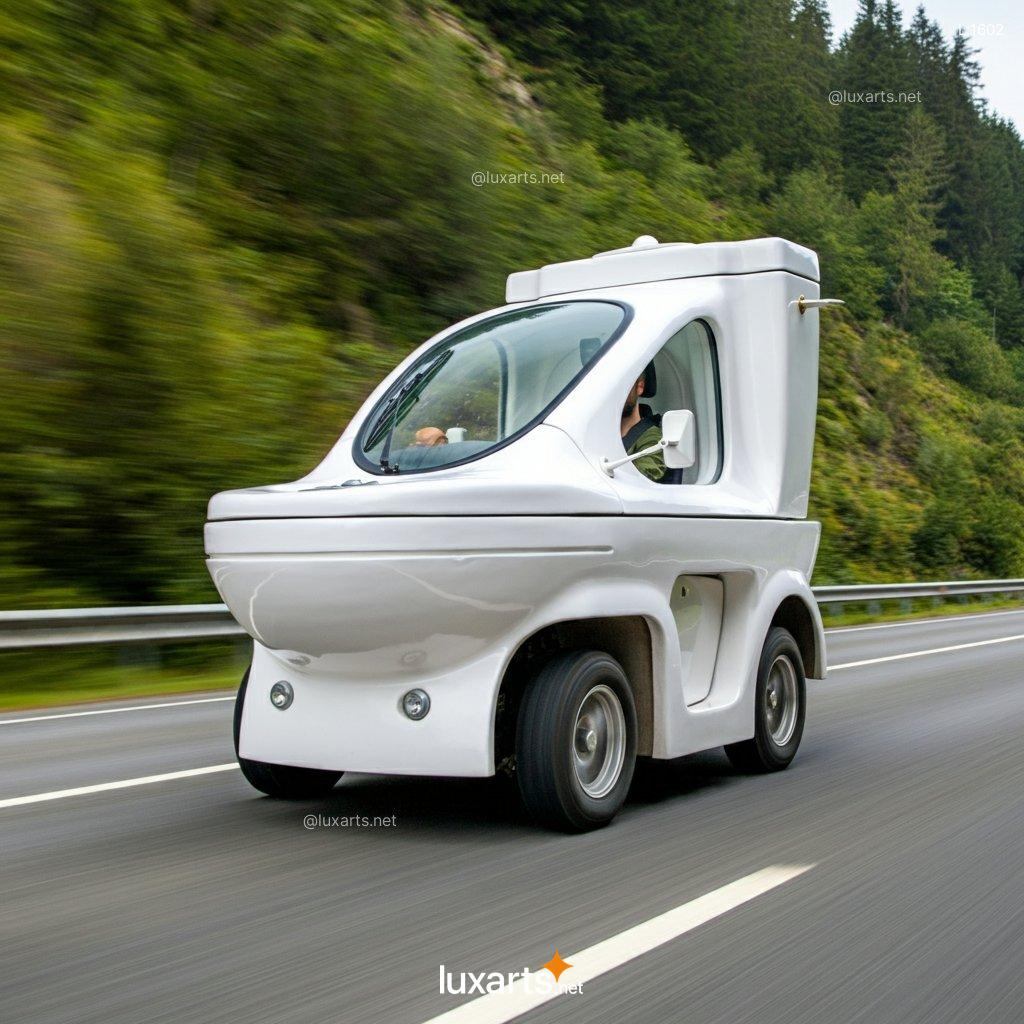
[{"left": 543, "top": 949, "right": 572, "bottom": 982}]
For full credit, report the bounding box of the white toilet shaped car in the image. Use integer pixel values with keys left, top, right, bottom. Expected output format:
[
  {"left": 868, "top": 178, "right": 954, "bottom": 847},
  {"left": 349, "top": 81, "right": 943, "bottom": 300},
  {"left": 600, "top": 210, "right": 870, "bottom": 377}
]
[{"left": 205, "top": 235, "right": 829, "bottom": 831}]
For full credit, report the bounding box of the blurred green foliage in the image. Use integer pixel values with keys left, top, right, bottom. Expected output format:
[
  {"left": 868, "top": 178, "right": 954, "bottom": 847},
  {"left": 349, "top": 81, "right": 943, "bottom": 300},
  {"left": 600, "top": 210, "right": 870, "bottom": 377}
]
[{"left": 2, "top": 0, "right": 1024, "bottom": 608}]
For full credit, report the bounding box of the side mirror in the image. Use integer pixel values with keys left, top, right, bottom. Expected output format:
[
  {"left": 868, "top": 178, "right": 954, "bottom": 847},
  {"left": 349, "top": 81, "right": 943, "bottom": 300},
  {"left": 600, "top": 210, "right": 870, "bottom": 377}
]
[
  {"left": 601, "top": 408, "right": 696, "bottom": 476},
  {"left": 661, "top": 409, "right": 696, "bottom": 469}
]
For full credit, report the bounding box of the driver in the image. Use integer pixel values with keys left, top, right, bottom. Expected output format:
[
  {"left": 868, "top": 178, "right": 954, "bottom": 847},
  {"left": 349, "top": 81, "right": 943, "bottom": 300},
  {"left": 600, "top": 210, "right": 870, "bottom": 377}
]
[{"left": 620, "top": 370, "right": 666, "bottom": 482}]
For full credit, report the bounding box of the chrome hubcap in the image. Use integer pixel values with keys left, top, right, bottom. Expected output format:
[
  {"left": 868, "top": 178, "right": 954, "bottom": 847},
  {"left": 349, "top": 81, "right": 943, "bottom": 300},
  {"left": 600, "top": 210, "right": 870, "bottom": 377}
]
[
  {"left": 572, "top": 684, "right": 626, "bottom": 799},
  {"left": 765, "top": 654, "right": 798, "bottom": 746}
]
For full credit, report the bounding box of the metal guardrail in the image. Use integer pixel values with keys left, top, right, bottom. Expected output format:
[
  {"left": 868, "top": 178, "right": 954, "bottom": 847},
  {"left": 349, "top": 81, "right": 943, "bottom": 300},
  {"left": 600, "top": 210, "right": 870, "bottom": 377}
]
[
  {"left": 0, "top": 604, "right": 244, "bottom": 650},
  {"left": 813, "top": 579, "right": 1024, "bottom": 603},
  {"left": 2, "top": 580, "right": 1024, "bottom": 651}
]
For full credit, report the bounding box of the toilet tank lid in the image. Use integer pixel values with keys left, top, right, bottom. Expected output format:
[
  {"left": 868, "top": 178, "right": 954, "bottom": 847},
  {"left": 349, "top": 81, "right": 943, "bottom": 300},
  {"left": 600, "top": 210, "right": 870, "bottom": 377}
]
[{"left": 505, "top": 236, "right": 819, "bottom": 303}]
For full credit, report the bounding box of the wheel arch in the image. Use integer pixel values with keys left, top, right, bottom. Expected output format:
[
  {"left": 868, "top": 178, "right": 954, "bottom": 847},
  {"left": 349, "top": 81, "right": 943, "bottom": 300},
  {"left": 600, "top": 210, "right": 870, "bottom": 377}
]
[
  {"left": 494, "top": 616, "right": 655, "bottom": 770},
  {"left": 770, "top": 593, "right": 826, "bottom": 679}
]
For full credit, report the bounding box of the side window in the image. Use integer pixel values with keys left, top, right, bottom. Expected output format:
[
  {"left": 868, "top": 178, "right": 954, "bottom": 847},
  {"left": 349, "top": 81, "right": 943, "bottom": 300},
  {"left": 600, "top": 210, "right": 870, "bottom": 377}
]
[{"left": 631, "top": 320, "right": 722, "bottom": 485}]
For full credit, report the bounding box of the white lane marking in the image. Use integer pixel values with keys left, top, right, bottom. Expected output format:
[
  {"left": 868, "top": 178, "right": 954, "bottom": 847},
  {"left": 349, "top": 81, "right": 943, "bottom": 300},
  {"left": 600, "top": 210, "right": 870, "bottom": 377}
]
[
  {"left": 419, "top": 864, "right": 814, "bottom": 1024},
  {"left": 0, "top": 764, "right": 238, "bottom": 810},
  {"left": 830, "top": 631, "right": 1024, "bottom": 671},
  {"left": 827, "top": 606, "right": 1024, "bottom": 634},
  {"left": 0, "top": 695, "right": 233, "bottom": 726}
]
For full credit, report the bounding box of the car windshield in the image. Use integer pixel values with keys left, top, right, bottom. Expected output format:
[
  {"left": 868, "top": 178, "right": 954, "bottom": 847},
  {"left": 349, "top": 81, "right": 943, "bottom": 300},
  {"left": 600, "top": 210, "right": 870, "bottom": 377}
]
[{"left": 357, "top": 301, "right": 627, "bottom": 473}]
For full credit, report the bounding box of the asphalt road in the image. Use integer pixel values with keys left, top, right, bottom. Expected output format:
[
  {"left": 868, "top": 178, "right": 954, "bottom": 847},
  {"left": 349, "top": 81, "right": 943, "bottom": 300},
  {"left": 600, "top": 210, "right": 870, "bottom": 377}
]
[{"left": 3, "top": 608, "right": 1024, "bottom": 1024}]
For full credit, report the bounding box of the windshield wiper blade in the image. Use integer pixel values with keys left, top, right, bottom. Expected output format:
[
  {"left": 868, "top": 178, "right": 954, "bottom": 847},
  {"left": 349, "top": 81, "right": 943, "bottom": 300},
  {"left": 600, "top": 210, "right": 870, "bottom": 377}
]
[
  {"left": 377, "top": 349, "right": 453, "bottom": 473},
  {"left": 378, "top": 371, "right": 425, "bottom": 473}
]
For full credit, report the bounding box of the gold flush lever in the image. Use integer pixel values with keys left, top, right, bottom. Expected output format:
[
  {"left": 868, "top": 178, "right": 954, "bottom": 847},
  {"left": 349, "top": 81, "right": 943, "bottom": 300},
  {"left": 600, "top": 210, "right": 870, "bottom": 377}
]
[{"left": 791, "top": 295, "right": 845, "bottom": 315}]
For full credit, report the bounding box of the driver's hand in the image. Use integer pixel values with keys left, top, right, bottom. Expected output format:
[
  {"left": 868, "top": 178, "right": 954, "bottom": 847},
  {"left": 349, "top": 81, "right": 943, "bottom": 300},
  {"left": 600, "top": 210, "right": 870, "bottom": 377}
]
[{"left": 414, "top": 427, "right": 448, "bottom": 447}]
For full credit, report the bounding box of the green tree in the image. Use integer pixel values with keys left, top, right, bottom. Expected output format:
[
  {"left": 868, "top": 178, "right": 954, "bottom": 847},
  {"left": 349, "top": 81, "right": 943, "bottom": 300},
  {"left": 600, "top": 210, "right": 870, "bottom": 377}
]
[
  {"left": 771, "top": 167, "right": 884, "bottom": 319},
  {"left": 887, "top": 106, "right": 949, "bottom": 324},
  {"left": 837, "top": 0, "right": 914, "bottom": 199}
]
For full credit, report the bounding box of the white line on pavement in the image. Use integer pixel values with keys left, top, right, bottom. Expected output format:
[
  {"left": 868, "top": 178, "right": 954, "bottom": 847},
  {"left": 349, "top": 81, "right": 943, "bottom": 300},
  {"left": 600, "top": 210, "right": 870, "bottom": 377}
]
[
  {"left": 830, "top": 631, "right": 1024, "bottom": 670},
  {"left": 419, "top": 864, "right": 814, "bottom": 1024},
  {"left": 0, "top": 764, "right": 239, "bottom": 810},
  {"left": 0, "top": 695, "right": 234, "bottom": 726},
  {"left": 826, "top": 606, "right": 1024, "bottom": 634}
]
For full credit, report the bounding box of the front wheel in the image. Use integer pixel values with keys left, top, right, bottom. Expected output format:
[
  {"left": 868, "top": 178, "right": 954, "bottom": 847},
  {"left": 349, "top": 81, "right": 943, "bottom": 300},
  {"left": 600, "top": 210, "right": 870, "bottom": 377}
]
[
  {"left": 516, "top": 651, "right": 637, "bottom": 832},
  {"left": 233, "top": 669, "right": 342, "bottom": 799},
  {"left": 725, "top": 626, "right": 806, "bottom": 772}
]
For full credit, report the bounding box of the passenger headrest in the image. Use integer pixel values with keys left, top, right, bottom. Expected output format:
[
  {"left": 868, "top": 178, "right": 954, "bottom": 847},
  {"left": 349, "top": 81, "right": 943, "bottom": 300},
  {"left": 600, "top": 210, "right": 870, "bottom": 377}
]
[{"left": 643, "top": 361, "right": 657, "bottom": 397}]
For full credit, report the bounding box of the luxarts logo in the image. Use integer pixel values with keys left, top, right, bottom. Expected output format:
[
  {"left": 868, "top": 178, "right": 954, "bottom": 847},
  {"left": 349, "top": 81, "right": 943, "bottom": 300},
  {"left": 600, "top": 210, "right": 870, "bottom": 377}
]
[{"left": 439, "top": 950, "right": 582, "bottom": 996}]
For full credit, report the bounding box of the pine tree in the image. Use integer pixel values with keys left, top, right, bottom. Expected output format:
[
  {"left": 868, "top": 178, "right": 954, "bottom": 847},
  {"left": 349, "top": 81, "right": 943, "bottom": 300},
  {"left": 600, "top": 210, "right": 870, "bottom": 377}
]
[
  {"left": 735, "top": 0, "right": 838, "bottom": 178},
  {"left": 837, "top": 0, "right": 913, "bottom": 199},
  {"left": 888, "top": 105, "right": 949, "bottom": 322},
  {"left": 936, "top": 31, "right": 984, "bottom": 264}
]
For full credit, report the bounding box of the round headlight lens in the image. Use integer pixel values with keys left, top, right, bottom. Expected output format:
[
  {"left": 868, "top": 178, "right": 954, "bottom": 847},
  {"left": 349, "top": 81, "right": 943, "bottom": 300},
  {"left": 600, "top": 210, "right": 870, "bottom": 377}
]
[
  {"left": 270, "top": 680, "right": 294, "bottom": 710},
  {"left": 402, "top": 688, "right": 430, "bottom": 720}
]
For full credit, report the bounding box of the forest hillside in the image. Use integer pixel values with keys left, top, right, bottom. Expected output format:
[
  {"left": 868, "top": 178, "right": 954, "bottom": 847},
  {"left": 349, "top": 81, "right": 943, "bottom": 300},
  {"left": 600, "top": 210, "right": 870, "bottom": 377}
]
[{"left": 2, "top": 0, "right": 1023, "bottom": 606}]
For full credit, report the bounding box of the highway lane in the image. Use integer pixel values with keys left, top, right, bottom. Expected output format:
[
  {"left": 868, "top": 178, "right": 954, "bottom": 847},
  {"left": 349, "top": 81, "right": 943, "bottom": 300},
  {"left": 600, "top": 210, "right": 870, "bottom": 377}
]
[
  {"left": 0, "top": 693, "right": 233, "bottom": 802},
  {"left": 2, "top": 610, "right": 1024, "bottom": 1024},
  {"left": 824, "top": 605, "right": 1024, "bottom": 663},
  {"left": 4, "top": 606, "right": 1024, "bottom": 799}
]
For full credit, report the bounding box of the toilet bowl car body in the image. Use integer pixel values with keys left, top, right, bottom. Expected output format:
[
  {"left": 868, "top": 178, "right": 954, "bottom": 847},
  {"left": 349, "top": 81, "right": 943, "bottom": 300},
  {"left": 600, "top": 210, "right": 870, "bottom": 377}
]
[{"left": 205, "top": 236, "right": 828, "bottom": 830}]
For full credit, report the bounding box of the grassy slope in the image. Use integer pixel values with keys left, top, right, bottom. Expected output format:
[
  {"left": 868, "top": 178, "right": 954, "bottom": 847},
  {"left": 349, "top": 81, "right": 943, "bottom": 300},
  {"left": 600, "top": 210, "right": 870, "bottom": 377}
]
[{"left": 811, "top": 316, "right": 1024, "bottom": 582}]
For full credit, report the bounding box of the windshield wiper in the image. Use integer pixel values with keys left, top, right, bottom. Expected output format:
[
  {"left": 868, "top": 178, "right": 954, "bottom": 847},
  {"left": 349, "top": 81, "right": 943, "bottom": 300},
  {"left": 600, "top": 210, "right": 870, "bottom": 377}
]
[
  {"left": 377, "top": 371, "right": 425, "bottom": 473},
  {"left": 377, "top": 349, "right": 453, "bottom": 473}
]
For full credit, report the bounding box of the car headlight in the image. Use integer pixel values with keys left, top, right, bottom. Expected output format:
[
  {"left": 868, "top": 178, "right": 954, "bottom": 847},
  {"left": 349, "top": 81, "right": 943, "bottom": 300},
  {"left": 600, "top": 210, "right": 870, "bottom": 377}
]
[
  {"left": 401, "top": 688, "right": 431, "bottom": 720},
  {"left": 270, "top": 680, "right": 294, "bottom": 710}
]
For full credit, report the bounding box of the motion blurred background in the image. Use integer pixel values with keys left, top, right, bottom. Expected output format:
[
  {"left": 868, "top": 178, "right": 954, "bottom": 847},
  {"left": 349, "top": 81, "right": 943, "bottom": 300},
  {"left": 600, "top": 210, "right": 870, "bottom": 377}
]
[{"left": 2, "top": 0, "right": 1023, "bottom": 620}]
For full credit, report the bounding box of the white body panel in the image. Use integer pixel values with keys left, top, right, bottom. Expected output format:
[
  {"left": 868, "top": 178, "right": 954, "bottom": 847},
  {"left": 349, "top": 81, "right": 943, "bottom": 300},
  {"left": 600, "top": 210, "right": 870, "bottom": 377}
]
[
  {"left": 206, "top": 515, "right": 822, "bottom": 776},
  {"left": 204, "top": 236, "right": 827, "bottom": 778},
  {"left": 672, "top": 575, "right": 725, "bottom": 706}
]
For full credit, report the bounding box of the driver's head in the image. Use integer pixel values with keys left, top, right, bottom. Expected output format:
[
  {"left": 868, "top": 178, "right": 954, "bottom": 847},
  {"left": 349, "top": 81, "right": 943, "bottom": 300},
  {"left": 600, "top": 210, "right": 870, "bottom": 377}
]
[
  {"left": 622, "top": 374, "right": 646, "bottom": 419},
  {"left": 414, "top": 426, "right": 448, "bottom": 447}
]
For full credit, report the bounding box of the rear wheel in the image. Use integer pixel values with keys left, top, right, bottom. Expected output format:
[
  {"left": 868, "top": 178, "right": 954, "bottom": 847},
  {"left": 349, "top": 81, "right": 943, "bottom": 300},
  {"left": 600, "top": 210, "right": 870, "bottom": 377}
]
[
  {"left": 516, "top": 650, "right": 637, "bottom": 832},
  {"left": 234, "top": 669, "right": 342, "bottom": 799},
  {"left": 725, "top": 626, "right": 805, "bottom": 772}
]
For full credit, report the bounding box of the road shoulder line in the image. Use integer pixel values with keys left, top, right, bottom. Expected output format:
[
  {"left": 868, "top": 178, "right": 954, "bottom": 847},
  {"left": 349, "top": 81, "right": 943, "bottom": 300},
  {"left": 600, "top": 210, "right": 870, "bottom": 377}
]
[
  {"left": 0, "top": 695, "right": 234, "bottom": 726},
  {"left": 0, "top": 764, "right": 238, "bottom": 810},
  {"left": 830, "top": 631, "right": 1024, "bottom": 670}
]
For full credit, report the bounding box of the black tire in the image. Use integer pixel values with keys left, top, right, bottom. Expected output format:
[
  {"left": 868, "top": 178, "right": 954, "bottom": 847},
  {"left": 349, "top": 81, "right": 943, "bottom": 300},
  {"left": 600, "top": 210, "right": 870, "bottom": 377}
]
[
  {"left": 516, "top": 650, "right": 637, "bottom": 832},
  {"left": 725, "top": 626, "right": 805, "bottom": 773},
  {"left": 233, "top": 668, "right": 342, "bottom": 799}
]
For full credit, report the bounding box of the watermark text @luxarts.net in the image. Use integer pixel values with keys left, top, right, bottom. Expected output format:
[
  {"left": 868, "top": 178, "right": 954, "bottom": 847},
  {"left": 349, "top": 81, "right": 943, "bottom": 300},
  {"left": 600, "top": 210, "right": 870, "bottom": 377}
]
[
  {"left": 471, "top": 169, "right": 566, "bottom": 187},
  {"left": 828, "top": 89, "right": 922, "bottom": 105},
  {"left": 303, "top": 813, "right": 398, "bottom": 829}
]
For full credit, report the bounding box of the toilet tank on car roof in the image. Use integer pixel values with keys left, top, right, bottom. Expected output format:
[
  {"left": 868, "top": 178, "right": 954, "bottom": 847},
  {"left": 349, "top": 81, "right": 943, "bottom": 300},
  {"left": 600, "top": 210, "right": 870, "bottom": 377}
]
[
  {"left": 505, "top": 236, "right": 819, "bottom": 302},
  {"left": 506, "top": 236, "right": 823, "bottom": 519}
]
